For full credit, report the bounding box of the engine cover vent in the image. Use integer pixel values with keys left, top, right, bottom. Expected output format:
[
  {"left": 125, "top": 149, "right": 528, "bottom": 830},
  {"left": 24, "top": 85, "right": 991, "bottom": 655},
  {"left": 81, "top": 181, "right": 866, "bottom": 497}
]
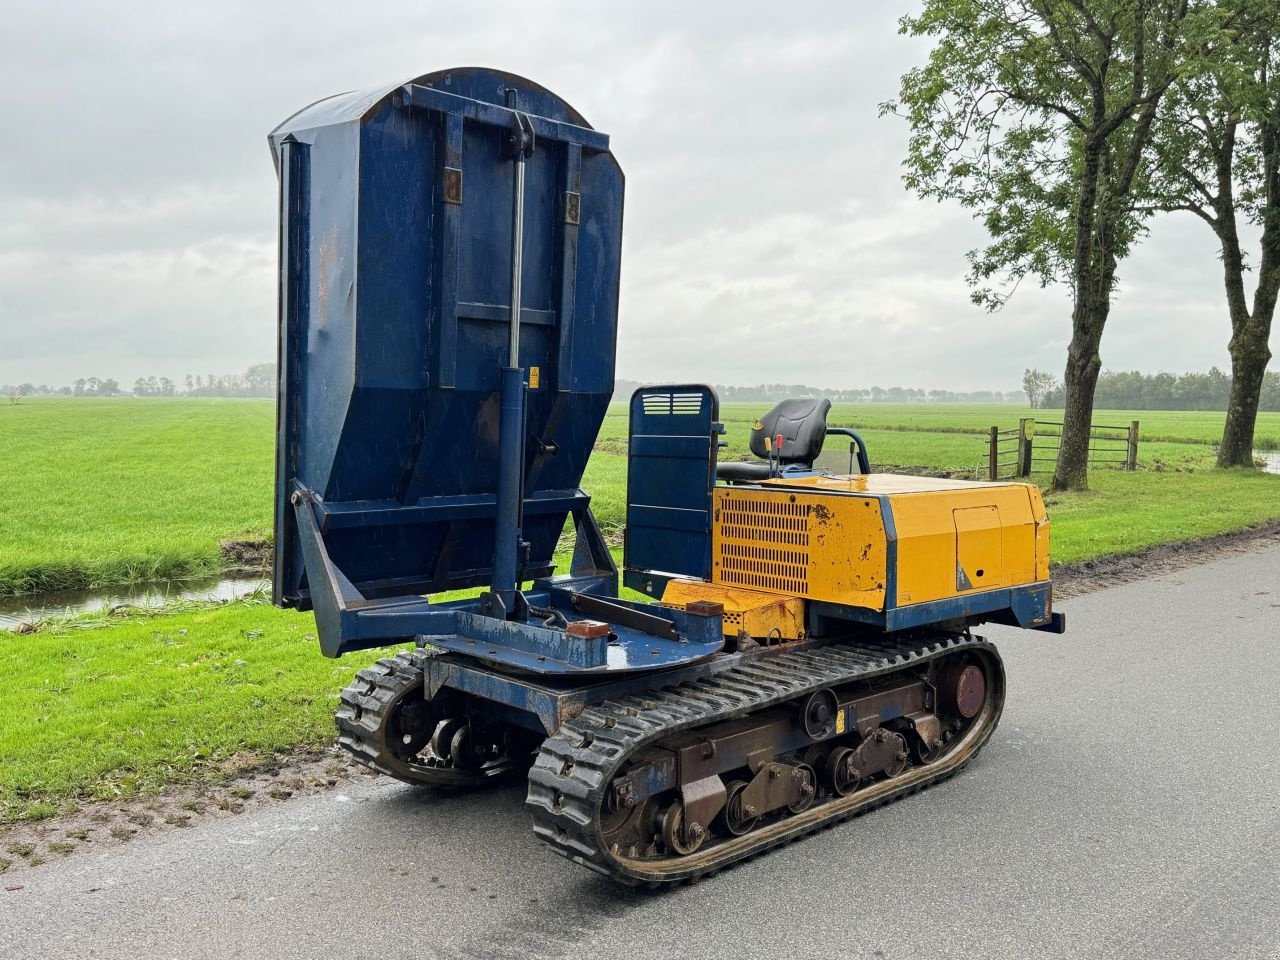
[{"left": 715, "top": 496, "right": 810, "bottom": 595}]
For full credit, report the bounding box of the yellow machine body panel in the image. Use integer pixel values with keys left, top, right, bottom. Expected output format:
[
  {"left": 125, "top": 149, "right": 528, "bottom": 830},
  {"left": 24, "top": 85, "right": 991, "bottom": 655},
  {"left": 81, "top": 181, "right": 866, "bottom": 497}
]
[
  {"left": 710, "top": 475, "right": 1050, "bottom": 614},
  {"left": 712, "top": 485, "right": 889, "bottom": 609},
  {"left": 886, "top": 484, "right": 1042, "bottom": 605},
  {"left": 660, "top": 580, "right": 805, "bottom": 640}
]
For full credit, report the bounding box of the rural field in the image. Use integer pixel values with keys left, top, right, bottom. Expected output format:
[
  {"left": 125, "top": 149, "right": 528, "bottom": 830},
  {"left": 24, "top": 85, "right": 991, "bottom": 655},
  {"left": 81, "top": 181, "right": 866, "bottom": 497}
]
[
  {"left": 0, "top": 398, "right": 274, "bottom": 597},
  {"left": 2, "top": 396, "right": 1279, "bottom": 840}
]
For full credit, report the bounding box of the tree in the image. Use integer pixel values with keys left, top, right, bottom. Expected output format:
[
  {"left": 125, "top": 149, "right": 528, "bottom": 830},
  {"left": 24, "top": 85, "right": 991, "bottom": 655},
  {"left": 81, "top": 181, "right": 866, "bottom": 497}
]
[
  {"left": 244, "top": 363, "right": 275, "bottom": 397},
  {"left": 1022, "top": 368, "right": 1059, "bottom": 408},
  {"left": 1147, "top": 0, "right": 1280, "bottom": 465},
  {"left": 889, "top": 0, "right": 1200, "bottom": 489}
]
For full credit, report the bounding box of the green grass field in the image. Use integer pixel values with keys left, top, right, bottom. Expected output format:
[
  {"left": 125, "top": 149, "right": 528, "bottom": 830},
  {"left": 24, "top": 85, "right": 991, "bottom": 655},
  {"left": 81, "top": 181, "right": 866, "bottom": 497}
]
[
  {"left": 2, "top": 396, "right": 1279, "bottom": 826},
  {"left": 3, "top": 397, "right": 1279, "bottom": 596},
  {"left": 0, "top": 398, "right": 273, "bottom": 596},
  {"left": 0, "top": 599, "right": 385, "bottom": 825}
]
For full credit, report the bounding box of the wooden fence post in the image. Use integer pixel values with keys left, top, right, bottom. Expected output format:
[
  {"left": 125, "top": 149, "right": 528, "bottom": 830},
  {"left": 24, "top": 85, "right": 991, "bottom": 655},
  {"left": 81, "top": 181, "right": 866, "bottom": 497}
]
[
  {"left": 1126, "top": 420, "right": 1139, "bottom": 471},
  {"left": 988, "top": 426, "right": 999, "bottom": 480},
  {"left": 1017, "top": 419, "right": 1034, "bottom": 477}
]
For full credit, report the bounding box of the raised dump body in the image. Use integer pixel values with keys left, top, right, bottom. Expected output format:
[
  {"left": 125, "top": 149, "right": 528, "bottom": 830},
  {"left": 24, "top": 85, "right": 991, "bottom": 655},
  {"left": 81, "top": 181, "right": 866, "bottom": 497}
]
[
  {"left": 270, "top": 68, "right": 623, "bottom": 648},
  {"left": 270, "top": 68, "right": 1064, "bottom": 886}
]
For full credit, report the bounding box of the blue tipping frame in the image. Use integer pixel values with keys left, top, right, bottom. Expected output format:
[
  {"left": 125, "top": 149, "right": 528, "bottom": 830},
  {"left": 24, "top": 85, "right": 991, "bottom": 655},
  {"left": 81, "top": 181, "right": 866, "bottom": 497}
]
[{"left": 289, "top": 481, "right": 722, "bottom": 668}]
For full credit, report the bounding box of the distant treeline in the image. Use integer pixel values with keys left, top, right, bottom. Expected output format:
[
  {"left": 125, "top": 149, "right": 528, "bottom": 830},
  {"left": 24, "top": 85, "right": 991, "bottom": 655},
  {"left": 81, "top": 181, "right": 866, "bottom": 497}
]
[
  {"left": 612, "top": 370, "right": 1280, "bottom": 412},
  {"left": 4, "top": 364, "right": 276, "bottom": 400},
  {"left": 612, "top": 380, "right": 1027, "bottom": 404},
  {"left": 1041, "top": 369, "right": 1280, "bottom": 412},
  {"left": 8, "top": 367, "right": 1278, "bottom": 412}
]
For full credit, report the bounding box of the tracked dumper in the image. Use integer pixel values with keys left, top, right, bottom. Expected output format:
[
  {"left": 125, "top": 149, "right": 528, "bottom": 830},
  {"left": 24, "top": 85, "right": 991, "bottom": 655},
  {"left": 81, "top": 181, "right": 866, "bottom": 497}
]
[{"left": 269, "top": 68, "right": 1065, "bottom": 885}]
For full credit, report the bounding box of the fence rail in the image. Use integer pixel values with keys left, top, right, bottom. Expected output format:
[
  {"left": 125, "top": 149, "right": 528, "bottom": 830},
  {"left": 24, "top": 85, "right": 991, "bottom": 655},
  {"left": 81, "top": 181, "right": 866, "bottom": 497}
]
[{"left": 987, "top": 418, "right": 1139, "bottom": 480}]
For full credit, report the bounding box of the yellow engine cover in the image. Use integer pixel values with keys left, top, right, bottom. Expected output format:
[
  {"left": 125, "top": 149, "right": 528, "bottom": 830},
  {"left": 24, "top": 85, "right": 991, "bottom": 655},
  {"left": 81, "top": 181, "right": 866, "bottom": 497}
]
[{"left": 711, "top": 475, "right": 1049, "bottom": 612}]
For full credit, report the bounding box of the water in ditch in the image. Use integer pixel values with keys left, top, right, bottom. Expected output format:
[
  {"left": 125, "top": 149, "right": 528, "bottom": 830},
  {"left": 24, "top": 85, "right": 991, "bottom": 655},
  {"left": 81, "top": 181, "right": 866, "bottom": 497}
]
[{"left": 1, "top": 575, "right": 270, "bottom": 631}]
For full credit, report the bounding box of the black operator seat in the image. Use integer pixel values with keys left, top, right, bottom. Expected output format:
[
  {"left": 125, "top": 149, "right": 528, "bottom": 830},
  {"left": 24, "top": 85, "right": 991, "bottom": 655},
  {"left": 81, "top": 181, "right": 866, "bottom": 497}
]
[{"left": 715, "top": 397, "right": 832, "bottom": 483}]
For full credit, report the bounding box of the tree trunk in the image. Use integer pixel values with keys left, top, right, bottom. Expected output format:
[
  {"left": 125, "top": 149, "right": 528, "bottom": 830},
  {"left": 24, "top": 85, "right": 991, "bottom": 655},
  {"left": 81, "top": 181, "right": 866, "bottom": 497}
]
[
  {"left": 1217, "top": 111, "right": 1280, "bottom": 467},
  {"left": 1218, "top": 333, "right": 1271, "bottom": 466},
  {"left": 1053, "top": 140, "right": 1109, "bottom": 492},
  {"left": 1054, "top": 299, "right": 1106, "bottom": 490},
  {"left": 1214, "top": 202, "right": 1271, "bottom": 466}
]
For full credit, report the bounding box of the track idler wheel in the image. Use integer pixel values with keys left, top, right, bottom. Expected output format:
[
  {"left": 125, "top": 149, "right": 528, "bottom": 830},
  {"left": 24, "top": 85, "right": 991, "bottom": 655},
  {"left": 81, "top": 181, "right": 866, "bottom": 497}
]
[
  {"left": 826, "top": 746, "right": 861, "bottom": 796},
  {"left": 910, "top": 732, "right": 944, "bottom": 765},
  {"left": 881, "top": 731, "right": 909, "bottom": 778},
  {"left": 825, "top": 728, "right": 910, "bottom": 789},
  {"left": 430, "top": 718, "right": 467, "bottom": 763},
  {"left": 661, "top": 801, "right": 707, "bottom": 856},
  {"left": 940, "top": 660, "right": 987, "bottom": 719},
  {"left": 786, "top": 763, "right": 818, "bottom": 814},
  {"left": 718, "top": 780, "right": 758, "bottom": 837},
  {"left": 800, "top": 690, "right": 839, "bottom": 740}
]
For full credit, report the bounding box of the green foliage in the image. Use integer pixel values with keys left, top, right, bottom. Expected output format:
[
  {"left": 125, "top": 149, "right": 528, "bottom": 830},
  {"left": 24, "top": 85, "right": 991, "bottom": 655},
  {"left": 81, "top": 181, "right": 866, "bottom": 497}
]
[
  {"left": 885, "top": 0, "right": 1202, "bottom": 307},
  {"left": 1147, "top": 0, "right": 1280, "bottom": 226},
  {"left": 1023, "top": 368, "right": 1059, "bottom": 408},
  {"left": 1039, "top": 367, "right": 1280, "bottom": 409},
  {"left": 1143, "top": 0, "right": 1280, "bottom": 463}
]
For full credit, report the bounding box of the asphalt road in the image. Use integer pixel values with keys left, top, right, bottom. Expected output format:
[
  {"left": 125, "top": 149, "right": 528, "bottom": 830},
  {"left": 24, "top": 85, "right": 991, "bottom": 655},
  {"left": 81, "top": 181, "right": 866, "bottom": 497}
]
[{"left": 3, "top": 546, "right": 1279, "bottom": 960}]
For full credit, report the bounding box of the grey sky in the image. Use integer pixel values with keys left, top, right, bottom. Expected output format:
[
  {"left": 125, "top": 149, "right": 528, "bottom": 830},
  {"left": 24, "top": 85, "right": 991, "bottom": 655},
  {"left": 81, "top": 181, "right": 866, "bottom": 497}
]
[{"left": 0, "top": 0, "right": 1270, "bottom": 392}]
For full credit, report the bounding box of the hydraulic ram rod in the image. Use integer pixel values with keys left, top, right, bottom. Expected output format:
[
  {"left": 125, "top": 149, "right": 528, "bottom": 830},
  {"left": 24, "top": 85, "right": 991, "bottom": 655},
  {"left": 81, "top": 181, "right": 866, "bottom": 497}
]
[{"left": 492, "top": 104, "right": 535, "bottom": 612}]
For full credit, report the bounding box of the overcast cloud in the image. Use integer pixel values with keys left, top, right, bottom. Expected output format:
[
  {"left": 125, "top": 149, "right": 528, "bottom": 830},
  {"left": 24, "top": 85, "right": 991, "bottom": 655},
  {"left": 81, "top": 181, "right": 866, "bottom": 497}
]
[{"left": 1, "top": 0, "right": 1271, "bottom": 392}]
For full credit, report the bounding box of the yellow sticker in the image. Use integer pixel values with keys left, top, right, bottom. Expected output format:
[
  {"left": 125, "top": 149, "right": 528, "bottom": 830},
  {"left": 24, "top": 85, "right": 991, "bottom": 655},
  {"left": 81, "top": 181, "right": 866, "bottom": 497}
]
[
  {"left": 835, "top": 709, "right": 846, "bottom": 735},
  {"left": 528, "top": 366, "right": 540, "bottom": 389}
]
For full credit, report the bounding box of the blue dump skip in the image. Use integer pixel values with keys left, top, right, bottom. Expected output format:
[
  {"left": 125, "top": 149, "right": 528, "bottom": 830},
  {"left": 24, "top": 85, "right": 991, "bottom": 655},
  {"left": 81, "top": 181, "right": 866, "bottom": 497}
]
[{"left": 268, "top": 68, "right": 624, "bottom": 609}]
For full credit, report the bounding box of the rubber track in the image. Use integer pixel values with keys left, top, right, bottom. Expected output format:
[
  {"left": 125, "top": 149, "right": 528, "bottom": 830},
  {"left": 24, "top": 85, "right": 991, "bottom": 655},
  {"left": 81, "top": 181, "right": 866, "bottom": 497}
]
[
  {"left": 335, "top": 650, "right": 523, "bottom": 786},
  {"left": 526, "top": 633, "right": 1005, "bottom": 886},
  {"left": 335, "top": 651, "right": 428, "bottom": 772}
]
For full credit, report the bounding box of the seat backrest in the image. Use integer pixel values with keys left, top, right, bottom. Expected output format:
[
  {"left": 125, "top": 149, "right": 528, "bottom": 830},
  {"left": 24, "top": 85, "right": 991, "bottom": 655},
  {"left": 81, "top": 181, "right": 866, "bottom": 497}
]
[{"left": 748, "top": 397, "right": 832, "bottom": 464}]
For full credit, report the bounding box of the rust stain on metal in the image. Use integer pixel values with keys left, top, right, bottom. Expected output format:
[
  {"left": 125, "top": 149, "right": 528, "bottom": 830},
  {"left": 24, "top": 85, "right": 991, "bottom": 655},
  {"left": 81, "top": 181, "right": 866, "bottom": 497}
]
[
  {"left": 443, "top": 167, "right": 463, "bottom": 205},
  {"left": 566, "top": 619, "right": 610, "bottom": 639},
  {"left": 316, "top": 226, "right": 338, "bottom": 318}
]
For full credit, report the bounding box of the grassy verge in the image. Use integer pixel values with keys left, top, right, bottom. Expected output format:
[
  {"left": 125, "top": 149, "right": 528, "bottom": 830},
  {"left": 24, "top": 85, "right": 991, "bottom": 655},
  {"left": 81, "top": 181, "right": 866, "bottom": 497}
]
[
  {"left": 0, "top": 599, "right": 398, "bottom": 825},
  {"left": 1044, "top": 469, "right": 1280, "bottom": 564},
  {"left": 0, "top": 398, "right": 273, "bottom": 597}
]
